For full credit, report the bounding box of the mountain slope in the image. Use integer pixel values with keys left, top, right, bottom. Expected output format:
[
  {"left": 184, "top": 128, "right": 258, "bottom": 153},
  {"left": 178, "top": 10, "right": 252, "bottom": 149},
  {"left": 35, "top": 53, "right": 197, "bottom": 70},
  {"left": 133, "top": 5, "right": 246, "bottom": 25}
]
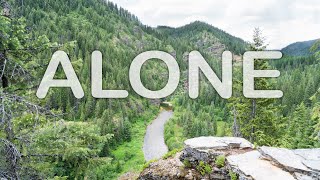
[
  {"left": 282, "top": 39, "right": 319, "bottom": 56},
  {"left": 157, "top": 21, "right": 247, "bottom": 55},
  {"left": 8, "top": 0, "right": 176, "bottom": 179},
  {"left": 3, "top": 0, "right": 258, "bottom": 179}
]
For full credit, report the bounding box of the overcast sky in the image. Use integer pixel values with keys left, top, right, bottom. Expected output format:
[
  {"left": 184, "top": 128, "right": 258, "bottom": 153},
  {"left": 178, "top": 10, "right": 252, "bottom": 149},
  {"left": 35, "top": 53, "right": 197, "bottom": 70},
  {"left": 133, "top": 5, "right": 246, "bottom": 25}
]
[{"left": 112, "top": 0, "right": 320, "bottom": 49}]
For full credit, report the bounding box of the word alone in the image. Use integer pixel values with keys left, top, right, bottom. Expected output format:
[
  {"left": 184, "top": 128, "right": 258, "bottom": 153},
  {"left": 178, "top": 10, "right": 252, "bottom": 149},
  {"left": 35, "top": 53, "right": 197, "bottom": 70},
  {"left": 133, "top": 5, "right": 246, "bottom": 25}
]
[{"left": 36, "top": 50, "right": 283, "bottom": 99}]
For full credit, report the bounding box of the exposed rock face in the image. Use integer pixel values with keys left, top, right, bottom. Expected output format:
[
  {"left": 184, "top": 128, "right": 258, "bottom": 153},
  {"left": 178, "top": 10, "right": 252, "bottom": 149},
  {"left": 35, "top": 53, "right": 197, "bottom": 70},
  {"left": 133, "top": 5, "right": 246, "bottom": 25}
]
[
  {"left": 259, "top": 147, "right": 310, "bottom": 172},
  {"left": 184, "top": 137, "right": 254, "bottom": 150},
  {"left": 293, "top": 148, "right": 320, "bottom": 173},
  {"left": 180, "top": 137, "right": 253, "bottom": 167},
  {"left": 139, "top": 152, "right": 193, "bottom": 180},
  {"left": 138, "top": 137, "right": 320, "bottom": 180},
  {"left": 228, "top": 151, "right": 295, "bottom": 180},
  {"left": 258, "top": 146, "right": 320, "bottom": 179},
  {"left": 118, "top": 172, "right": 139, "bottom": 180}
]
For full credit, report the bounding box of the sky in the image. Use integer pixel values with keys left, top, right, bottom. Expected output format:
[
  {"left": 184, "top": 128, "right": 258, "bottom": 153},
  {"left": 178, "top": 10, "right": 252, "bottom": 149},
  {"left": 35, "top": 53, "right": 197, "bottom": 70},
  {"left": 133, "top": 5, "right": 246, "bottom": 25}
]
[{"left": 112, "top": 0, "right": 320, "bottom": 49}]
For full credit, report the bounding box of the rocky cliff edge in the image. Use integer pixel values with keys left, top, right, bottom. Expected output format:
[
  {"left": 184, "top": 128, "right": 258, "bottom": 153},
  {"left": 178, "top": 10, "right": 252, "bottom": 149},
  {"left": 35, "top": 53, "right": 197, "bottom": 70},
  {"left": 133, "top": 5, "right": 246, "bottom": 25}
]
[{"left": 138, "top": 137, "right": 320, "bottom": 180}]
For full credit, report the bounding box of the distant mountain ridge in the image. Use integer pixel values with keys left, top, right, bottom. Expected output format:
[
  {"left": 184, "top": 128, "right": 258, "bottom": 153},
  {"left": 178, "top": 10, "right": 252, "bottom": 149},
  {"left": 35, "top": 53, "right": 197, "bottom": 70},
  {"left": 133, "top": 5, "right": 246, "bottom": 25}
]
[
  {"left": 157, "top": 21, "right": 247, "bottom": 55},
  {"left": 281, "top": 39, "right": 319, "bottom": 57}
]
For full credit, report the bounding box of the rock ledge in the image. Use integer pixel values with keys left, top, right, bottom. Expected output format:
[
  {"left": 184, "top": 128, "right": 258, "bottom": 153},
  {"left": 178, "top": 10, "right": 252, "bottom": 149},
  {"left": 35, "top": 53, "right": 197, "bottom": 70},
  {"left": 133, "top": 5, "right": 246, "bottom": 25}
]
[{"left": 139, "top": 137, "right": 320, "bottom": 180}]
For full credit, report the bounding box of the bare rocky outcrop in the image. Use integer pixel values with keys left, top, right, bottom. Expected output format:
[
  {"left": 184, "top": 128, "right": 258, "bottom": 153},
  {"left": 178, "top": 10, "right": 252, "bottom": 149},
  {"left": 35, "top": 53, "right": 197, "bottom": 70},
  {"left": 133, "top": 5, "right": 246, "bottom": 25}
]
[
  {"left": 257, "top": 146, "right": 320, "bottom": 179},
  {"left": 138, "top": 137, "right": 320, "bottom": 180},
  {"left": 180, "top": 137, "right": 253, "bottom": 167}
]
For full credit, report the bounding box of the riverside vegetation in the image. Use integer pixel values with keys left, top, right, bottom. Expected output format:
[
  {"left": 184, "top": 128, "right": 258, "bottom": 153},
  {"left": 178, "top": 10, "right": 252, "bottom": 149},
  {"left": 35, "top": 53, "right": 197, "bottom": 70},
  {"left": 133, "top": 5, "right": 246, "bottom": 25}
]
[{"left": 0, "top": 0, "right": 320, "bottom": 179}]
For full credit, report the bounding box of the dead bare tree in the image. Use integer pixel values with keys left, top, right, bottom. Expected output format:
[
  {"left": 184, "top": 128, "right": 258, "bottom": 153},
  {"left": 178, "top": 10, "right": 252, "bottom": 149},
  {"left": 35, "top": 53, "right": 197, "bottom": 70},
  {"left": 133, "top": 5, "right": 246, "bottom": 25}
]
[
  {"left": 0, "top": 139, "right": 21, "bottom": 179},
  {"left": 232, "top": 106, "right": 242, "bottom": 137}
]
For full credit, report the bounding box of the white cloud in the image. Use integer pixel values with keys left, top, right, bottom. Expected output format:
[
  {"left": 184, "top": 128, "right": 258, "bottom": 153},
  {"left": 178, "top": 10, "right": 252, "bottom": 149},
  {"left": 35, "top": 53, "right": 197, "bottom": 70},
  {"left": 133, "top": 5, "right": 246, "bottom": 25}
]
[{"left": 112, "top": 0, "right": 320, "bottom": 49}]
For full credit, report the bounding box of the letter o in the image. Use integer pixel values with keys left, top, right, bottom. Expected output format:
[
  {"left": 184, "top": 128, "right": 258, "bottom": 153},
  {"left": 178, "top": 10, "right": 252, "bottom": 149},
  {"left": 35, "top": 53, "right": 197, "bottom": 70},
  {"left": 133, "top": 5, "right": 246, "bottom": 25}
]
[{"left": 129, "top": 51, "right": 180, "bottom": 98}]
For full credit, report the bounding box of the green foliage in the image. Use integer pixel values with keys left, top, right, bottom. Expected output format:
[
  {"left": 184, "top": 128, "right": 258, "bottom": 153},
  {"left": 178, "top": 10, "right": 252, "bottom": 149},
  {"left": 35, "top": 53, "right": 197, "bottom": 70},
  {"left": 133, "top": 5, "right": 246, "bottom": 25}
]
[
  {"left": 160, "top": 20, "right": 246, "bottom": 147},
  {"left": 164, "top": 114, "right": 185, "bottom": 151},
  {"left": 183, "top": 159, "right": 192, "bottom": 168},
  {"left": 164, "top": 104, "right": 232, "bottom": 150},
  {"left": 215, "top": 155, "right": 225, "bottom": 168},
  {"left": 310, "top": 102, "right": 320, "bottom": 147},
  {"left": 282, "top": 39, "right": 318, "bottom": 57},
  {"left": 48, "top": 176, "right": 68, "bottom": 180},
  {"left": 110, "top": 108, "right": 158, "bottom": 178},
  {"left": 3, "top": 0, "right": 165, "bottom": 178},
  {"left": 2, "top": 0, "right": 320, "bottom": 179},
  {"left": 217, "top": 121, "right": 232, "bottom": 137},
  {"left": 282, "top": 103, "right": 317, "bottom": 148},
  {"left": 142, "top": 159, "right": 158, "bottom": 170},
  {"left": 229, "top": 170, "right": 238, "bottom": 180},
  {"left": 196, "top": 161, "right": 212, "bottom": 176},
  {"left": 0, "top": 4, "right": 55, "bottom": 178},
  {"left": 162, "top": 148, "right": 182, "bottom": 159},
  {"left": 310, "top": 40, "right": 320, "bottom": 60},
  {"left": 30, "top": 120, "right": 112, "bottom": 179},
  {"left": 157, "top": 21, "right": 247, "bottom": 55},
  {"left": 228, "top": 28, "right": 287, "bottom": 146}
]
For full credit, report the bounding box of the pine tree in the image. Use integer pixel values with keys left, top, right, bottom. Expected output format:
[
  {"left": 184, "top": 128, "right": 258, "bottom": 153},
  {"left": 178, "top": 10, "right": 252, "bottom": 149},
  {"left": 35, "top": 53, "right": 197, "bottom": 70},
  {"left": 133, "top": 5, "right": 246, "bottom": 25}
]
[
  {"left": 312, "top": 104, "right": 320, "bottom": 147},
  {"left": 310, "top": 40, "right": 320, "bottom": 147},
  {"left": 228, "top": 28, "right": 285, "bottom": 146}
]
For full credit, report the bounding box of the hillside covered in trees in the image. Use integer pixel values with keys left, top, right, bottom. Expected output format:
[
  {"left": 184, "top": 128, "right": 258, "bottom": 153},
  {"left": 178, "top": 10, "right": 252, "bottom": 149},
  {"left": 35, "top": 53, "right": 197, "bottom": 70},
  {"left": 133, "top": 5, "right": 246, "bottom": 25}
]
[
  {"left": 0, "top": 0, "right": 319, "bottom": 179},
  {"left": 281, "top": 39, "right": 319, "bottom": 57}
]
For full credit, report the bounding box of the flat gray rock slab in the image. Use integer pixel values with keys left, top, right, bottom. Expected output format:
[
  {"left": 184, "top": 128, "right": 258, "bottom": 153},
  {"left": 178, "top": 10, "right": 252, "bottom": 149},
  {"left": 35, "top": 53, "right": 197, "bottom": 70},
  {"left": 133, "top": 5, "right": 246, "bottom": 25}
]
[
  {"left": 293, "top": 149, "right": 320, "bottom": 173},
  {"left": 259, "top": 146, "right": 311, "bottom": 173},
  {"left": 293, "top": 149, "right": 320, "bottom": 160},
  {"left": 227, "top": 151, "right": 295, "bottom": 180},
  {"left": 302, "top": 160, "right": 320, "bottom": 172},
  {"left": 294, "top": 172, "right": 315, "bottom": 180},
  {"left": 184, "top": 136, "right": 254, "bottom": 150}
]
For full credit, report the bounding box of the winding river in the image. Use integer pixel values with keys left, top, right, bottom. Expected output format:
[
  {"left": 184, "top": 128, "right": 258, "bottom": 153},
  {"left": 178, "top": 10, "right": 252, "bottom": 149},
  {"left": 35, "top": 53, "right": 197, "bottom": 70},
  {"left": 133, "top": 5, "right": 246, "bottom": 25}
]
[{"left": 143, "top": 110, "right": 174, "bottom": 161}]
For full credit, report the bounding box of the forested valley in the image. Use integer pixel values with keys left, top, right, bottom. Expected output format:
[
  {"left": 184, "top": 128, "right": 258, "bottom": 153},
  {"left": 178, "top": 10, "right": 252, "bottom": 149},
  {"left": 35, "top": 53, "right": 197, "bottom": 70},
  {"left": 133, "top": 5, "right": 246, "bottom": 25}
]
[{"left": 0, "top": 0, "right": 319, "bottom": 179}]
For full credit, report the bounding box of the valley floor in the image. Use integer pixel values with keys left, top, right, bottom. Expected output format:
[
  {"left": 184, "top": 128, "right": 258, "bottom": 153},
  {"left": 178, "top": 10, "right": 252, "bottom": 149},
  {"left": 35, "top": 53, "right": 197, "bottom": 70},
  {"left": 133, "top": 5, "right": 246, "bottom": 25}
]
[{"left": 111, "top": 108, "right": 158, "bottom": 179}]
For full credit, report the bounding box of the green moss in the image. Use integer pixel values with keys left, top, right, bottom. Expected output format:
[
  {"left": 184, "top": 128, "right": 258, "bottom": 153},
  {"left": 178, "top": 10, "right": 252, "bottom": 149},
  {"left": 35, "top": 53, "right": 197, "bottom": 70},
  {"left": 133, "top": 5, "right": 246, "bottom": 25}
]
[
  {"left": 183, "top": 159, "right": 192, "bottom": 168},
  {"left": 215, "top": 155, "right": 226, "bottom": 168},
  {"left": 162, "top": 148, "right": 182, "bottom": 159},
  {"left": 229, "top": 170, "right": 238, "bottom": 180},
  {"left": 196, "top": 161, "right": 212, "bottom": 176}
]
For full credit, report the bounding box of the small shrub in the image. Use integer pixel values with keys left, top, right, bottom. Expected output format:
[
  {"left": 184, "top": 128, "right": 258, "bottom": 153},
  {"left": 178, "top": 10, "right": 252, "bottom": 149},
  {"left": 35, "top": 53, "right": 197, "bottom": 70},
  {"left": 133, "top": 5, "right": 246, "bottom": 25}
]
[
  {"left": 229, "top": 170, "right": 238, "bottom": 180},
  {"left": 162, "top": 148, "right": 182, "bottom": 159},
  {"left": 124, "top": 150, "right": 134, "bottom": 161},
  {"left": 196, "top": 161, "right": 212, "bottom": 175},
  {"left": 115, "top": 160, "right": 122, "bottom": 173},
  {"left": 183, "top": 159, "right": 192, "bottom": 168},
  {"left": 215, "top": 155, "right": 225, "bottom": 168}
]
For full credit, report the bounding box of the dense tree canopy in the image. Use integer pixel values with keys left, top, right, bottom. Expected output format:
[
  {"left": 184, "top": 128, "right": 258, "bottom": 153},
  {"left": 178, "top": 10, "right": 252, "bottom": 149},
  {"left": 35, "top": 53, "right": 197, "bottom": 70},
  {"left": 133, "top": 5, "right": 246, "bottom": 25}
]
[{"left": 0, "top": 0, "right": 319, "bottom": 179}]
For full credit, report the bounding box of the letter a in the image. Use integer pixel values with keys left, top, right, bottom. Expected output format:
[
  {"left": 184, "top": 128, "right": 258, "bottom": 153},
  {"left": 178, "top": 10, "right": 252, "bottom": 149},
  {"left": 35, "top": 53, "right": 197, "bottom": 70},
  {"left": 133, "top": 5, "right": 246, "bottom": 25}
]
[{"left": 36, "top": 51, "right": 84, "bottom": 99}]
